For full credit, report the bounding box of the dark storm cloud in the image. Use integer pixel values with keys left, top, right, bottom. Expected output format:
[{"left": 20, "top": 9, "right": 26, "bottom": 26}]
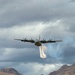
[
  {"left": 61, "top": 46, "right": 75, "bottom": 64},
  {"left": 0, "top": 48, "right": 38, "bottom": 61},
  {"left": 0, "top": 47, "right": 58, "bottom": 64},
  {"left": 0, "top": 0, "right": 75, "bottom": 27},
  {"left": 70, "top": 0, "right": 75, "bottom": 2},
  {"left": 62, "top": 17, "right": 75, "bottom": 33},
  {"left": 58, "top": 37, "right": 75, "bottom": 64}
]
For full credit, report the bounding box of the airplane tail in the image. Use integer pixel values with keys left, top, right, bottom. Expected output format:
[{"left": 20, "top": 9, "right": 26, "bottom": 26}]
[{"left": 39, "top": 35, "right": 40, "bottom": 41}]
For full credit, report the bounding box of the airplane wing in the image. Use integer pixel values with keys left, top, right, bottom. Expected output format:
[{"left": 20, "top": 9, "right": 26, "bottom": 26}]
[
  {"left": 14, "top": 39, "right": 35, "bottom": 43},
  {"left": 40, "top": 40, "right": 62, "bottom": 43}
]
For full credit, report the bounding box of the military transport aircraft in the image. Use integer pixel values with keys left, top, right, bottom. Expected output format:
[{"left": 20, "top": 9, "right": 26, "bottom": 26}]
[{"left": 14, "top": 36, "right": 62, "bottom": 46}]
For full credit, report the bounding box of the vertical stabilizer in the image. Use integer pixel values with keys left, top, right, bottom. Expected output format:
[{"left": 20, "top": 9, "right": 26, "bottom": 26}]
[{"left": 39, "top": 35, "right": 40, "bottom": 41}]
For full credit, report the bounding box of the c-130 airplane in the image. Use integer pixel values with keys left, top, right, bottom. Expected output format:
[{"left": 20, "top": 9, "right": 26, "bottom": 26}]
[{"left": 14, "top": 36, "right": 62, "bottom": 46}]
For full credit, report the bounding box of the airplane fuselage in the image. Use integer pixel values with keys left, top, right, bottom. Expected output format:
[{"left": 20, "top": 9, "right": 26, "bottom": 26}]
[{"left": 35, "top": 41, "right": 42, "bottom": 46}]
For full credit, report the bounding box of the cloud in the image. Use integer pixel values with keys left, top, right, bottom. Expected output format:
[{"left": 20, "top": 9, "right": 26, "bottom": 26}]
[
  {"left": 60, "top": 38, "right": 75, "bottom": 64},
  {"left": 0, "top": 0, "right": 75, "bottom": 74},
  {"left": 70, "top": 0, "right": 75, "bottom": 2},
  {"left": 0, "top": 62, "right": 62, "bottom": 75},
  {"left": 0, "top": 20, "right": 74, "bottom": 64},
  {"left": 0, "top": 0, "right": 74, "bottom": 27}
]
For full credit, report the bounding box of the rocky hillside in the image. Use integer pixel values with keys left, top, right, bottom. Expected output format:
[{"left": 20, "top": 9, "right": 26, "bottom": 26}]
[
  {"left": 49, "top": 64, "right": 75, "bottom": 75},
  {"left": 0, "top": 68, "right": 22, "bottom": 75}
]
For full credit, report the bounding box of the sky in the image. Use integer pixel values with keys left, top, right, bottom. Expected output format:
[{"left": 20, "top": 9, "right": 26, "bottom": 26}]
[{"left": 0, "top": 0, "right": 75, "bottom": 75}]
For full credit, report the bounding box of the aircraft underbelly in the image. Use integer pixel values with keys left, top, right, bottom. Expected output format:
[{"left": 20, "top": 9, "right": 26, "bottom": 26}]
[{"left": 35, "top": 42, "right": 41, "bottom": 46}]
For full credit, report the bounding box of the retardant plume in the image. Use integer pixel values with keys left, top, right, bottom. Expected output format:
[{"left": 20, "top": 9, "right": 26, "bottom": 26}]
[{"left": 39, "top": 45, "right": 47, "bottom": 58}]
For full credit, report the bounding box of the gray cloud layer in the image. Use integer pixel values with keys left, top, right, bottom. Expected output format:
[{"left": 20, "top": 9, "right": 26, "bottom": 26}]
[
  {"left": 0, "top": 0, "right": 75, "bottom": 75},
  {"left": 0, "top": 0, "right": 75, "bottom": 27}
]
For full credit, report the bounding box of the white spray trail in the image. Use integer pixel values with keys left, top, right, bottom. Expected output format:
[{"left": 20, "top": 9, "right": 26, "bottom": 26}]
[{"left": 39, "top": 45, "right": 47, "bottom": 58}]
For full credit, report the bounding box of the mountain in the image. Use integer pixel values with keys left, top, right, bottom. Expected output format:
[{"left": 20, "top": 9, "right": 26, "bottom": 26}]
[
  {"left": 0, "top": 68, "right": 22, "bottom": 75},
  {"left": 49, "top": 64, "right": 75, "bottom": 75}
]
